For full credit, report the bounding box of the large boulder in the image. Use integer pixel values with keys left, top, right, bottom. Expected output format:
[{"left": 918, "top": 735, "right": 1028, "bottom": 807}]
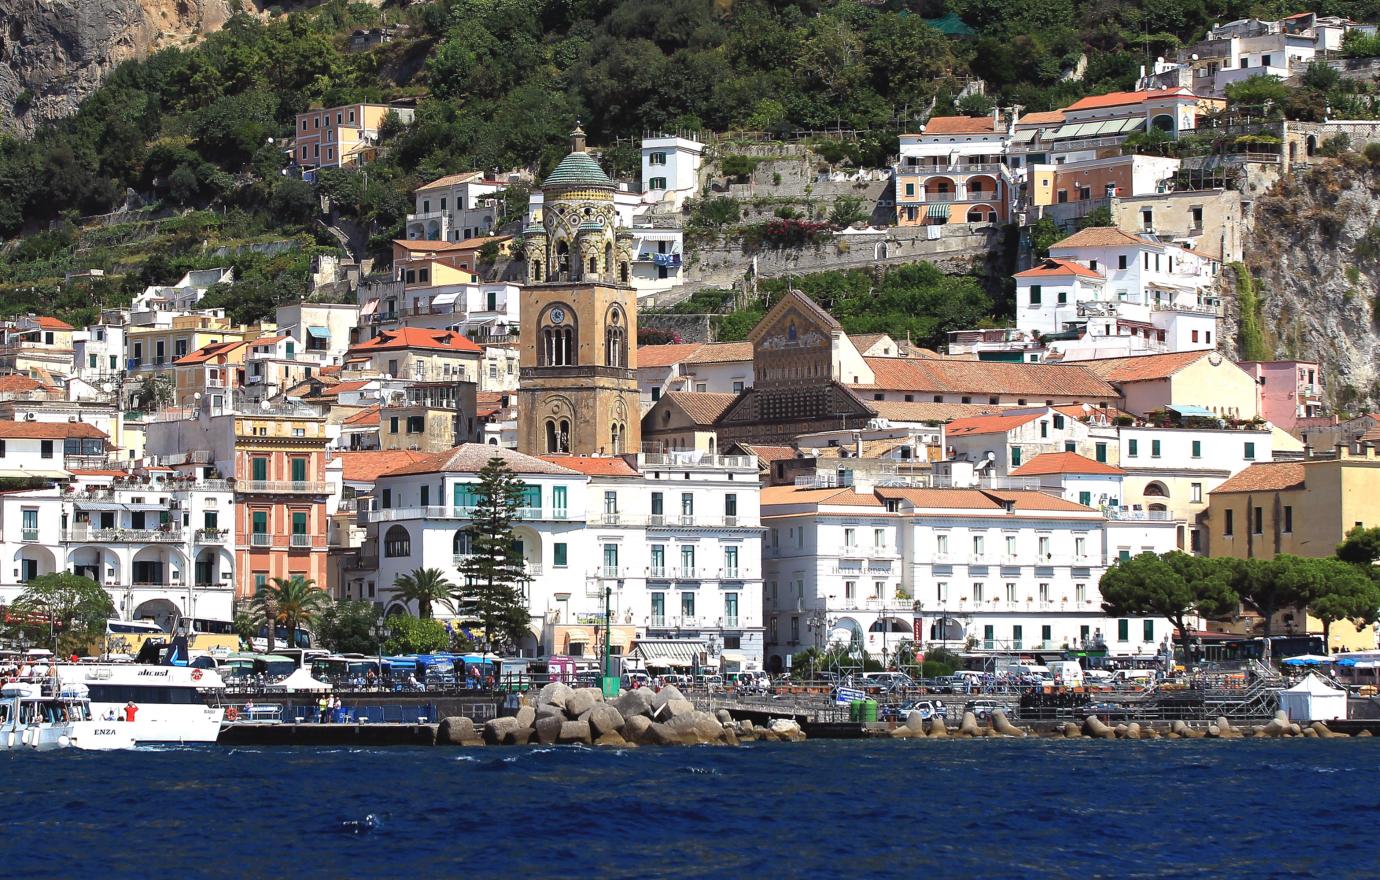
[
  {"left": 657, "top": 698, "right": 695, "bottom": 721},
  {"left": 588, "top": 704, "right": 626, "bottom": 738},
  {"left": 1311, "top": 721, "right": 1343, "bottom": 739},
  {"left": 594, "top": 730, "right": 628, "bottom": 747},
  {"left": 623, "top": 715, "right": 653, "bottom": 743},
  {"left": 651, "top": 684, "right": 686, "bottom": 709},
  {"left": 504, "top": 727, "right": 534, "bottom": 745},
  {"left": 1124, "top": 722, "right": 1142, "bottom": 741},
  {"left": 536, "top": 703, "right": 566, "bottom": 721},
  {"left": 957, "top": 711, "right": 980, "bottom": 737},
  {"left": 565, "top": 688, "right": 598, "bottom": 719},
  {"left": 613, "top": 688, "right": 655, "bottom": 719},
  {"left": 902, "top": 713, "right": 926, "bottom": 736},
  {"left": 437, "top": 716, "right": 482, "bottom": 746},
  {"left": 640, "top": 722, "right": 681, "bottom": 746},
  {"left": 557, "top": 720, "right": 593, "bottom": 745},
  {"left": 483, "top": 716, "right": 520, "bottom": 745},
  {"left": 992, "top": 710, "right": 1025, "bottom": 737},
  {"left": 513, "top": 706, "right": 535, "bottom": 729},
  {"left": 927, "top": 716, "right": 949, "bottom": 738},
  {"left": 1082, "top": 715, "right": 1116, "bottom": 740},
  {"left": 690, "top": 711, "right": 725, "bottom": 743},
  {"left": 1062, "top": 722, "right": 1082, "bottom": 739},
  {"left": 534, "top": 716, "right": 564, "bottom": 745},
  {"left": 768, "top": 718, "right": 805, "bottom": 742},
  {"left": 537, "top": 682, "right": 574, "bottom": 709},
  {"left": 716, "top": 709, "right": 733, "bottom": 725}
]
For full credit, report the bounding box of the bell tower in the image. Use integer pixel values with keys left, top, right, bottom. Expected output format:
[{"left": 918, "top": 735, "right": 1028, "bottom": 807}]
[{"left": 517, "top": 126, "right": 641, "bottom": 456}]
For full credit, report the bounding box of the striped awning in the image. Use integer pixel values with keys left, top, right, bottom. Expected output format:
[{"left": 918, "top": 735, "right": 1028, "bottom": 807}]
[
  {"left": 926, "top": 204, "right": 951, "bottom": 219},
  {"left": 632, "top": 639, "right": 706, "bottom": 668}
]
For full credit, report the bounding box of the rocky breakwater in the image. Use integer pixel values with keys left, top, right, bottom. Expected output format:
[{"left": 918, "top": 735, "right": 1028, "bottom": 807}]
[
  {"left": 436, "top": 683, "right": 806, "bottom": 748},
  {"left": 886, "top": 710, "right": 1373, "bottom": 741}
]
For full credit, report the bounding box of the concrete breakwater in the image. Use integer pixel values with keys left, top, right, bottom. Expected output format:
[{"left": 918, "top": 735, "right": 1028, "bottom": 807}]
[
  {"left": 884, "top": 709, "right": 1376, "bottom": 741},
  {"left": 438, "top": 682, "right": 806, "bottom": 748}
]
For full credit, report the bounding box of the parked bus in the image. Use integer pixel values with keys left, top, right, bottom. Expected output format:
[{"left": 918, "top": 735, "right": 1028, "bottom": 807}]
[
  {"left": 173, "top": 618, "right": 242, "bottom": 653},
  {"left": 105, "top": 619, "right": 166, "bottom": 657}
]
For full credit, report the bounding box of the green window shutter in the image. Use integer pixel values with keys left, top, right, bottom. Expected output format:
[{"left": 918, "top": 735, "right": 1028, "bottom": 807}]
[
  {"left": 1151, "top": 439, "right": 1161, "bottom": 457},
  {"left": 1118, "top": 619, "right": 1129, "bottom": 641},
  {"left": 292, "top": 511, "right": 307, "bottom": 534},
  {"left": 1128, "top": 439, "right": 1138, "bottom": 457},
  {"left": 291, "top": 458, "right": 307, "bottom": 482},
  {"left": 554, "top": 543, "right": 568, "bottom": 567},
  {"left": 251, "top": 457, "right": 268, "bottom": 481},
  {"left": 1011, "top": 447, "right": 1021, "bottom": 467},
  {"left": 252, "top": 511, "right": 268, "bottom": 534},
  {"left": 1095, "top": 443, "right": 1107, "bottom": 463},
  {"left": 1079, "top": 491, "right": 1091, "bottom": 506}
]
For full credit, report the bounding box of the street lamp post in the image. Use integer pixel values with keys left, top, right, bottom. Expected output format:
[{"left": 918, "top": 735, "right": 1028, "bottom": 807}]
[{"left": 372, "top": 617, "right": 388, "bottom": 692}]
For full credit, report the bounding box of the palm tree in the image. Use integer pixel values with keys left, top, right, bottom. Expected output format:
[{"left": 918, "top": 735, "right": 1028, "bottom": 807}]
[
  {"left": 254, "top": 576, "right": 331, "bottom": 650},
  {"left": 391, "top": 567, "right": 456, "bottom": 619}
]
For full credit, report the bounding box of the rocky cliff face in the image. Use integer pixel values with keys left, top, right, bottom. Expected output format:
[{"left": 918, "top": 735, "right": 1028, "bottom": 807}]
[
  {"left": 1240, "top": 156, "right": 1380, "bottom": 410},
  {"left": 0, "top": 0, "right": 245, "bottom": 137}
]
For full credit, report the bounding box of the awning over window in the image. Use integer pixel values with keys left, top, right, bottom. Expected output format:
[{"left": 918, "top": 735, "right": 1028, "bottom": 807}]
[
  {"left": 307, "top": 325, "right": 330, "bottom": 339},
  {"left": 631, "top": 639, "right": 706, "bottom": 668},
  {"left": 1167, "top": 403, "right": 1215, "bottom": 417},
  {"left": 359, "top": 299, "right": 379, "bottom": 316},
  {"left": 926, "top": 204, "right": 951, "bottom": 219},
  {"left": 1010, "top": 129, "right": 1038, "bottom": 143},
  {"left": 429, "top": 291, "right": 461, "bottom": 307}
]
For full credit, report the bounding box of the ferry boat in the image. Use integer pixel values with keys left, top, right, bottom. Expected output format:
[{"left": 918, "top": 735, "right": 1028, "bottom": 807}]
[
  {"left": 0, "top": 682, "right": 75, "bottom": 751},
  {"left": 55, "top": 663, "right": 226, "bottom": 744},
  {"left": 61, "top": 684, "right": 137, "bottom": 751}
]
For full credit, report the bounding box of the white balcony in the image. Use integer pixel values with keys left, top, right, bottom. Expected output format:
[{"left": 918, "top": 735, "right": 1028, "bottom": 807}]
[
  {"left": 290, "top": 533, "right": 312, "bottom": 548},
  {"left": 63, "top": 528, "right": 184, "bottom": 543},
  {"left": 240, "top": 480, "right": 330, "bottom": 494},
  {"left": 363, "top": 506, "right": 566, "bottom": 524},
  {"left": 250, "top": 533, "right": 272, "bottom": 548}
]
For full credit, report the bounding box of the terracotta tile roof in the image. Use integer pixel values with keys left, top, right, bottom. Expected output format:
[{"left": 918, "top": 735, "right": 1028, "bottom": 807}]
[
  {"left": 736, "top": 444, "right": 797, "bottom": 465},
  {"left": 1050, "top": 227, "right": 1156, "bottom": 249},
  {"left": 33, "top": 317, "right": 73, "bottom": 330},
  {"left": 1013, "top": 258, "right": 1104, "bottom": 280},
  {"left": 1017, "top": 110, "right": 1066, "bottom": 125},
  {"left": 661, "top": 391, "right": 739, "bottom": 425},
  {"left": 1062, "top": 88, "right": 1195, "bottom": 111},
  {"left": 684, "top": 341, "right": 753, "bottom": 364},
  {"left": 760, "top": 485, "right": 883, "bottom": 507},
  {"left": 380, "top": 443, "right": 579, "bottom": 477},
  {"left": 848, "top": 333, "right": 890, "bottom": 353},
  {"left": 391, "top": 239, "right": 472, "bottom": 253},
  {"left": 320, "top": 365, "right": 343, "bottom": 377},
  {"left": 1009, "top": 451, "right": 1126, "bottom": 476},
  {"left": 416, "top": 171, "right": 484, "bottom": 191},
  {"left": 173, "top": 340, "right": 246, "bottom": 365},
  {"left": 1078, "top": 351, "right": 1211, "bottom": 382},
  {"left": 878, "top": 487, "right": 1096, "bottom": 513},
  {"left": 922, "top": 115, "right": 1001, "bottom": 135},
  {"left": 346, "top": 327, "right": 482, "bottom": 354},
  {"left": 944, "top": 409, "right": 1046, "bottom": 436},
  {"left": 539, "top": 455, "right": 639, "bottom": 477},
  {"left": 0, "top": 374, "right": 48, "bottom": 393},
  {"left": 70, "top": 469, "right": 127, "bottom": 477},
  {"left": 859, "top": 357, "right": 1117, "bottom": 398},
  {"left": 636, "top": 343, "right": 704, "bottom": 368},
  {"left": 1053, "top": 403, "right": 1135, "bottom": 424},
  {"left": 1210, "top": 461, "right": 1307, "bottom": 494},
  {"left": 342, "top": 405, "right": 380, "bottom": 427},
  {"left": 249, "top": 336, "right": 289, "bottom": 346},
  {"left": 868, "top": 401, "right": 1003, "bottom": 422},
  {"left": 0, "top": 420, "right": 108, "bottom": 440},
  {"left": 452, "top": 234, "right": 511, "bottom": 249},
  {"left": 334, "top": 450, "right": 430, "bottom": 483},
  {"left": 316, "top": 380, "right": 373, "bottom": 397}
]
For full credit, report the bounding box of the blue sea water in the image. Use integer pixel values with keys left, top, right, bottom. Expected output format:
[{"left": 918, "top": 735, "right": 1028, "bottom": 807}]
[{"left": 1, "top": 739, "right": 1376, "bottom": 879}]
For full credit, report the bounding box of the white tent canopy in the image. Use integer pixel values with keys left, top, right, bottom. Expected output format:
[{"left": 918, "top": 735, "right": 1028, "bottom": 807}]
[
  {"left": 1278, "top": 673, "right": 1347, "bottom": 722},
  {"left": 277, "top": 668, "right": 333, "bottom": 692}
]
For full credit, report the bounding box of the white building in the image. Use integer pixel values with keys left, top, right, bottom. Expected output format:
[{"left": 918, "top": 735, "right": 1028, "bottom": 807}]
[
  {"left": 132, "top": 268, "right": 234, "bottom": 315},
  {"left": 72, "top": 320, "right": 126, "bottom": 386},
  {"left": 358, "top": 276, "right": 521, "bottom": 348},
  {"left": 761, "top": 481, "right": 1177, "bottom": 671},
  {"left": 362, "top": 445, "right": 764, "bottom": 672},
  {"left": 640, "top": 135, "right": 704, "bottom": 211},
  {"left": 0, "top": 469, "right": 235, "bottom": 628},
  {"left": 405, "top": 172, "right": 506, "bottom": 243}
]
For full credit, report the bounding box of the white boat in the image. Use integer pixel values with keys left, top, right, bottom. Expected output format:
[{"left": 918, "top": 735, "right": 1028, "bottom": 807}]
[
  {"left": 0, "top": 682, "right": 73, "bottom": 751},
  {"left": 60, "top": 684, "right": 136, "bottom": 751},
  {"left": 55, "top": 664, "right": 226, "bottom": 744}
]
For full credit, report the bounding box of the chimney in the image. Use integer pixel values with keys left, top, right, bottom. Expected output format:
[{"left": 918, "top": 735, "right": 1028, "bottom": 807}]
[{"left": 570, "top": 124, "right": 587, "bottom": 153}]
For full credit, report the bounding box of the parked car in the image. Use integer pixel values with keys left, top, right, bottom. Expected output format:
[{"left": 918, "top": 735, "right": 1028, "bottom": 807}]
[
  {"left": 897, "top": 700, "right": 948, "bottom": 721},
  {"left": 963, "top": 699, "right": 1003, "bottom": 719}
]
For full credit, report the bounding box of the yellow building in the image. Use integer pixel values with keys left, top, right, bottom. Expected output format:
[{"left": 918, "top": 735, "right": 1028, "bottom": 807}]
[
  {"left": 294, "top": 103, "right": 416, "bottom": 170},
  {"left": 1081, "top": 350, "right": 1262, "bottom": 420},
  {"left": 343, "top": 327, "right": 484, "bottom": 383},
  {"left": 1203, "top": 449, "right": 1380, "bottom": 651},
  {"left": 0, "top": 316, "right": 77, "bottom": 379},
  {"left": 126, "top": 315, "right": 265, "bottom": 381},
  {"left": 170, "top": 340, "right": 250, "bottom": 407}
]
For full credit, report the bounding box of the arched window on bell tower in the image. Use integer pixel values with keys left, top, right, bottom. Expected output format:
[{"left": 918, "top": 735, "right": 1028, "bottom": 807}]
[
  {"left": 605, "top": 307, "right": 626, "bottom": 368},
  {"left": 539, "top": 306, "right": 577, "bottom": 367}
]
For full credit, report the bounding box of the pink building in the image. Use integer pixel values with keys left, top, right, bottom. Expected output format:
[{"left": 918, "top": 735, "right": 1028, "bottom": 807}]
[{"left": 1238, "top": 360, "right": 1324, "bottom": 430}]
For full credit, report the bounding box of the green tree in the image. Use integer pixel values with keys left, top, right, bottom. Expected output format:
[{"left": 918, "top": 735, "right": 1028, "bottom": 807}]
[
  {"left": 1028, "top": 217, "right": 1061, "bottom": 258},
  {"left": 134, "top": 373, "right": 175, "bottom": 412},
  {"left": 1337, "top": 525, "right": 1380, "bottom": 565},
  {"left": 316, "top": 600, "right": 382, "bottom": 654},
  {"left": 1229, "top": 556, "right": 1307, "bottom": 639},
  {"left": 383, "top": 616, "right": 451, "bottom": 654},
  {"left": 829, "top": 195, "right": 869, "bottom": 228},
  {"left": 1305, "top": 559, "right": 1380, "bottom": 649},
  {"left": 391, "top": 567, "right": 456, "bottom": 620},
  {"left": 11, "top": 573, "right": 115, "bottom": 655},
  {"left": 454, "top": 457, "right": 533, "bottom": 652},
  {"left": 252, "top": 575, "right": 331, "bottom": 652},
  {"left": 1224, "top": 75, "right": 1293, "bottom": 115},
  {"left": 1076, "top": 207, "right": 1113, "bottom": 230},
  {"left": 1099, "top": 551, "right": 1237, "bottom": 665}
]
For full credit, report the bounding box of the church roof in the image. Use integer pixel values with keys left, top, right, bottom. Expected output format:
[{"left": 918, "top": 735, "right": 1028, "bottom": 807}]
[{"left": 543, "top": 151, "right": 614, "bottom": 190}]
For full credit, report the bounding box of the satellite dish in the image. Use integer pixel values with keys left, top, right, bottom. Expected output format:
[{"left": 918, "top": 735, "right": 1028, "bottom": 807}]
[
  {"left": 193, "top": 392, "right": 201, "bottom": 401},
  {"left": 261, "top": 399, "right": 272, "bottom": 411}
]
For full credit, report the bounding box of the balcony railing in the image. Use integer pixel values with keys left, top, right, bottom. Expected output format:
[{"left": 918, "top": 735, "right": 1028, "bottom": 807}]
[
  {"left": 451, "top": 555, "right": 542, "bottom": 577},
  {"left": 649, "top": 566, "right": 667, "bottom": 579},
  {"left": 194, "top": 528, "right": 228, "bottom": 543},
  {"left": 250, "top": 533, "right": 272, "bottom": 547},
  {"left": 62, "top": 528, "right": 184, "bottom": 543},
  {"left": 650, "top": 615, "right": 666, "bottom": 627},
  {"left": 21, "top": 528, "right": 38, "bottom": 542},
  {"left": 638, "top": 452, "right": 755, "bottom": 470},
  {"left": 290, "top": 533, "right": 312, "bottom": 548},
  {"left": 240, "top": 480, "right": 330, "bottom": 494},
  {"left": 364, "top": 506, "right": 565, "bottom": 524}
]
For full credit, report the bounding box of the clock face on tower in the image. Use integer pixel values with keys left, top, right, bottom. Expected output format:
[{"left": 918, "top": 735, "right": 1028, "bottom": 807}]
[{"left": 550, "top": 307, "right": 565, "bottom": 324}]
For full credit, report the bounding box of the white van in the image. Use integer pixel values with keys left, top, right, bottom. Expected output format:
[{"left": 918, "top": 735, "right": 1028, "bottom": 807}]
[{"left": 1112, "top": 668, "right": 1156, "bottom": 685}]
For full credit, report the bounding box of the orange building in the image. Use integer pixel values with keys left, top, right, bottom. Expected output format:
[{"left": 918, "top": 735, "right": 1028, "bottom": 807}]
[{"left": 293, "top": 103, "right": 416, "bottom": 170}]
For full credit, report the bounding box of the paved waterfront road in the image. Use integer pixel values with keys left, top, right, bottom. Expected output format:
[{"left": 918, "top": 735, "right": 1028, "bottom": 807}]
[{"left": 1, "top": 739, "right": 1375, "bottom": 879}]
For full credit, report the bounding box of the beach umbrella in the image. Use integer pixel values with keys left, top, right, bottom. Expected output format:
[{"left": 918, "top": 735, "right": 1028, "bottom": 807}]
[{"left": 1281, "top": 654, "right": 1330, "bottom": 666}]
